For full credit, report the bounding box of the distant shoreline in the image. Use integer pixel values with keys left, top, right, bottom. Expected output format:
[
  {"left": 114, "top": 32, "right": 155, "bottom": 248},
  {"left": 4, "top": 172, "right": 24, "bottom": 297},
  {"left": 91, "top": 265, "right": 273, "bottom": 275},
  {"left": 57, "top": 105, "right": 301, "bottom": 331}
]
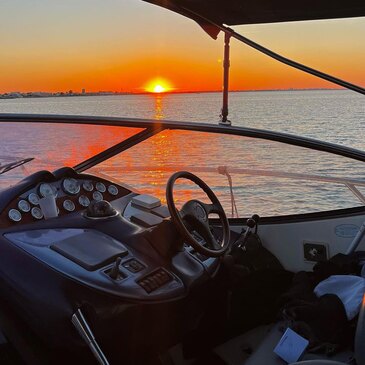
[{"left": 0, "top": 88, "right": 343, "bottom": 100}]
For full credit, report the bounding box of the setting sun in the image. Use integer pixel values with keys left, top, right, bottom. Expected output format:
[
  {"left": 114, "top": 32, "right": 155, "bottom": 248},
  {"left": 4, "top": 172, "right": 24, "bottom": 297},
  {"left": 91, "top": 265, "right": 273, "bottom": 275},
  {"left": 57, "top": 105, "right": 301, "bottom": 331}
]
[
  {"left": 153, "top": 85, "right": 165, "bottom": 93},
  {"left": 145, "top": 78, "right": 172, "bottom": 93}
]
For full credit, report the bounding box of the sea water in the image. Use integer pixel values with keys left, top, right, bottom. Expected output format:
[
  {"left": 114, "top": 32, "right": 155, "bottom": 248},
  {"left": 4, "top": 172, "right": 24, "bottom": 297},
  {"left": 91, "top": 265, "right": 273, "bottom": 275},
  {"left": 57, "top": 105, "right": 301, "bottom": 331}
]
[{"left": 0, "top": 90, "right": 364, "bottom": 217}]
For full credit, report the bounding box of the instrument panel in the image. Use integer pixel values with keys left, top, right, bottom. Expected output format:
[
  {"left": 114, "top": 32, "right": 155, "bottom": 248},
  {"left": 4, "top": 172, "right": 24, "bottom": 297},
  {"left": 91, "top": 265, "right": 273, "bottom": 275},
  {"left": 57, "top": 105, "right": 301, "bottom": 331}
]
[{"left": 1, "top": 175, "right": 130, "bottom": 228}]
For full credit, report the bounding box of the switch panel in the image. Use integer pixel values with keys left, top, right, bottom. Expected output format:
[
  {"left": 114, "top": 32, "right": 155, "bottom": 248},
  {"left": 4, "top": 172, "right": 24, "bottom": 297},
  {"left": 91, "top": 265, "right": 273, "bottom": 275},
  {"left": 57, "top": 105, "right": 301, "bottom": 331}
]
[
  {"left": 137, "top": 268, "right": 172, "bottom": 293},
  {"left": 122, "top": 259, "right": 145, "bottom": 273}
]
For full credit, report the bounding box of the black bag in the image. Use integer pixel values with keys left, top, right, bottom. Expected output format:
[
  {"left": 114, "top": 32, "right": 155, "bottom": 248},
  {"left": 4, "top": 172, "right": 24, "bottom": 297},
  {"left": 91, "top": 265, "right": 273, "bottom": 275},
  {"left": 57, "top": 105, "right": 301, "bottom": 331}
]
[
  {"left": 281, "top": 294, "right": 354, "bottom": 355},
  {"left": 230, "top": 232, "right": 283, "bottom": 273},
  {"left": 278, "top": 252, "right": 362, "bottom": 356},
  {"left": 226, "top": 232, "right": 293, "bottom": 334}
]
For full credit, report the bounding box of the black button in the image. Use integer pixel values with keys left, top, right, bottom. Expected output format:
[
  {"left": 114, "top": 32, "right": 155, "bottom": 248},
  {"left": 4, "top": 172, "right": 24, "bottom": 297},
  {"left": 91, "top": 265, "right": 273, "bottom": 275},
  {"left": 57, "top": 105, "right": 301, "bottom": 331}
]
[
  {"left": 154, "top": 274, "right": 165, "bottom": 286},
  {"left": 144, "top": 279, "right": 156, "bottom": 292},
  {"left": 159, "top": 272, "right": 170, "bottom": 284},
  {"left": 123, "top": 259, "right": 145, "bottom": 273},
  {"left": 140, "top": 280, "right": 152, "bottom": 293}
]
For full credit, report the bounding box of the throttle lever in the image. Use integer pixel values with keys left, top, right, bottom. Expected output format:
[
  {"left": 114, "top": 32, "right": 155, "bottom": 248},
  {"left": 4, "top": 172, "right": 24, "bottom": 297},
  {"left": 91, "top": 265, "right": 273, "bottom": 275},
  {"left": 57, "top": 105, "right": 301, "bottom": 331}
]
[
  {"left": 252, "top": 214, "right": 260, "bottom": 234},
  {"left": 237, "top": 218, "right": 256, "bottom": 249}
]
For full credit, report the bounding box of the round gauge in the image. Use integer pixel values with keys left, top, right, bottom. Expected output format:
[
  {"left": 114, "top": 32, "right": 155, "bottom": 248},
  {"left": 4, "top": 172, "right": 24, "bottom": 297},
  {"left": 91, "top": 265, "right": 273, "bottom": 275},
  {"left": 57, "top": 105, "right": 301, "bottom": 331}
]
[
  {"left": 92, "top": 191, "right": 103, "bottom": 202},
  {"left": 39, "top": 183, "right": 56, "bottom": 198},
  {"left": 63, "top": 199, "right": 76, "bottom": 212},
  {"left": 28, "top": 193, "right": 40, "bottom": 205},
  {"left": 78, "top": 195, "right": 90, "bottom": 207},
  {"left": 18, "top": 199, "right": 31, "bottom": 213},
  {"left": 62, "top": 178, "right": 80, "bottom": 195},
  {"left": 31, "top": 207, "right": 43, "bottom": 220},
  {"left": 8, "top": 209, "right": 22, "bottom": 222},
  {"left": 95, "top": 182, "right": 106, "bottom": 193},
  {"left": 82, "top": 181, "right": 94, "bottom": 192},
  {"left": 108, "top": 184, "right": 119, "bottom": 196}
]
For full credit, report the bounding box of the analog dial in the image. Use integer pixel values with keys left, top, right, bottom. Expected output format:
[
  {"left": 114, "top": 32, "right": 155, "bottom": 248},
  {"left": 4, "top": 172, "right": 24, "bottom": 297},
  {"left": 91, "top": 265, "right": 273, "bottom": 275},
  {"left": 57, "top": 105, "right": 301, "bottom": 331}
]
[
  {"left": 39, "top": 183, "right": 56, "bottom": 198},
  {"left": 18, "top": 199, "right": 31, "bottom": 213},
  {"left": 78, "top": 195, "right": 90, "bottom": 207},
  {"left": 92, "top": 191, "right": 103, "bottom": 202},
  {"left": 28, "top": 193, "right": 40, "bottom": 205},
  {"left": 108, "top": 184, "right": 119, "bottom": 196},
  {"left": 8, "top": 209, "right": 22, "bottom": 222},
  {"left": 95, "top": 182, "right": 106, "bottom": 193},
  {"left": 63, "top": 199, "right": 76, "bottom": 212},
  {"left": 31, "top": 207, "right": 43, "bottom": 220},
  {"left": 62, "top": 178, "right": 80, "bottom": 195},
  {"left": 82, "top": 181, "right": 94, "bottom": 192}
]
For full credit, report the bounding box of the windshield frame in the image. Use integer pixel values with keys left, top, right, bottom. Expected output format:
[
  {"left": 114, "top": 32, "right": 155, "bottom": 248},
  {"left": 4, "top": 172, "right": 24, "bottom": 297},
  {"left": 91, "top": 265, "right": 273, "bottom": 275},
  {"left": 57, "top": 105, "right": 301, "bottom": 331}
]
[
  {"left": 1, "top": 113, "right": 365, "bottom": 221},
  {"left": 1, "top": 113, "right": 364, "bottom": 170}
]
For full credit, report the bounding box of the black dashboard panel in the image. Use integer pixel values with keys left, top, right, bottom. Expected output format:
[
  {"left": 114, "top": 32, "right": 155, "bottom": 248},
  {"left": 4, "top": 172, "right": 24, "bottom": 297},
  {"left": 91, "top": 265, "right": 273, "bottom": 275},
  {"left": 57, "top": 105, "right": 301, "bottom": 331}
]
[
  {"left": 0, "top": 167, "right": 223, "bottom": 364},
  {"left": 50, "top": 230, "right": 128, "bottom": 271},
  {"left": 0, "top": 168, "right": 219, "bottom": 304},
  {"left": 4, "top": 228, "right": 186, "bottom": 301}
]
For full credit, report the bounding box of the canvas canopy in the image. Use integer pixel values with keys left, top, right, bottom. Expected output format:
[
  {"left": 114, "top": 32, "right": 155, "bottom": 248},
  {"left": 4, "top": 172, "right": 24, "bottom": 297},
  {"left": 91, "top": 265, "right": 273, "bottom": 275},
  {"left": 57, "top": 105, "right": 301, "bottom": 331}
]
[{"left": 143, "top": 0, "right": 365, "bottom": 37}]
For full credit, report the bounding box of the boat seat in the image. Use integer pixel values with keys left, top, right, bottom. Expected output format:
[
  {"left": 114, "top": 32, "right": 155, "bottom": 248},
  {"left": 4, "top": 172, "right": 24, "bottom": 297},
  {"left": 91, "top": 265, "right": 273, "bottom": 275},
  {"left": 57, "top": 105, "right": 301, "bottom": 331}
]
[
  {"left": 242, "top": 323, "right": 354, "bottom": 365},
  {"left": 215, "top": 323, "right": 354, "bottom": 365}
]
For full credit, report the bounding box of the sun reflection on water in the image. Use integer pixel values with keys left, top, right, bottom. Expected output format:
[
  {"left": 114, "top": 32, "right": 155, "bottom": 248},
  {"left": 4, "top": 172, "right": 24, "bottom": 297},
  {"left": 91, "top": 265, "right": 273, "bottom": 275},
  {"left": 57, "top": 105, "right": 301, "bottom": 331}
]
[{"left": 154, "top": 94, "right": 164, "bottom": 120}]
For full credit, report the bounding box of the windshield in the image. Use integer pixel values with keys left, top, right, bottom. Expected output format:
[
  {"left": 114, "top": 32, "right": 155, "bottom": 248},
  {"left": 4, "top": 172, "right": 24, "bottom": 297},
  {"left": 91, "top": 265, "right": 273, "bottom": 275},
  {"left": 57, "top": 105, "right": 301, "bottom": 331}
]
[
  {"left": 87, "top": 128, "right": 365, "bottom": 218},
  {"left": 0, "top": 122, "right": 143, "bottom": 189},
  {"left": 0, "top": 3, "right": 364, "bottom": 214}
]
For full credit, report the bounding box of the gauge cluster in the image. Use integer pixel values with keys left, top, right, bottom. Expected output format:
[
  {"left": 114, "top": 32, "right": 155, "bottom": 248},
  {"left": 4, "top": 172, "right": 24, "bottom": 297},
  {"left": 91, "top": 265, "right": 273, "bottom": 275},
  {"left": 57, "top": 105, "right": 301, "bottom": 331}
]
[{"left": 2, "top": 175, "right": 128, "bottom": 226}]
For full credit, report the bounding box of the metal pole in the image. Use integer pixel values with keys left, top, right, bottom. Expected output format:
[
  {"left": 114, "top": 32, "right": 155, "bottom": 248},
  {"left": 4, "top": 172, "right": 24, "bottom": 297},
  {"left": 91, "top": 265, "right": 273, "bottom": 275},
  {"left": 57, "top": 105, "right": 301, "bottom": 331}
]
[
  {"left": 220, "top": 26, "right": 365, "bottom": 96},
  {"left": 219, "top": 32, "right": 231, "bottom": 125},
  {"left": 346, "top": 221, "right": 365, "bottom": 255},
  {"left": 72, "top": 309, "right": 110, "bottom": 365},
  {"left": 176, "top": 5, "right": 365, "bottom": 96}
]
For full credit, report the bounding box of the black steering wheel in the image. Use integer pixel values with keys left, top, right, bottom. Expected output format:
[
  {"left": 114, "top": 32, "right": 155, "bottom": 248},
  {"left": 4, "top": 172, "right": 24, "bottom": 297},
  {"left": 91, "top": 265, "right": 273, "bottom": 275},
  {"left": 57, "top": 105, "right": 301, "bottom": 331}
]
[{"left": 166, "top": 171, "right": 230, "bottom": 257}]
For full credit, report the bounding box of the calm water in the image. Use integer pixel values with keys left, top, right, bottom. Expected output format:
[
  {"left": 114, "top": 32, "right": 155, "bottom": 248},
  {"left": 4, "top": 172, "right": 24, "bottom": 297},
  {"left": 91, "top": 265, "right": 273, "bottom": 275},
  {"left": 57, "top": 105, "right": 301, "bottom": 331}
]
[
  {"left": 1, "top": 90, "right": 364, "bottom": 148},
  {"left": 0, "top": 90, "right": 364, "bottom": 217}
]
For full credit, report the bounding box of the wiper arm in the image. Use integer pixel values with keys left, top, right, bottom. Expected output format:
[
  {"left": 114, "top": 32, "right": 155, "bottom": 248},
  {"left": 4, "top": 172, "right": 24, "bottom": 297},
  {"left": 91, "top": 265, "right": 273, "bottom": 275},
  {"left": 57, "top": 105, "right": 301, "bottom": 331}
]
[{"left": 0, "top": 157, "right": 34, "bottom": 176}]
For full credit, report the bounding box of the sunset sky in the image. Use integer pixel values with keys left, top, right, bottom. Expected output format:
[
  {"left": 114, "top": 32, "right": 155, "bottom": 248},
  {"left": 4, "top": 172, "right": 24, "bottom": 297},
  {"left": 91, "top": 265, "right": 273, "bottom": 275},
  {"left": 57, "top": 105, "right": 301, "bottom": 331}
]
[{"left": 1, "top": 0, "right": 364, "bottom": 93}]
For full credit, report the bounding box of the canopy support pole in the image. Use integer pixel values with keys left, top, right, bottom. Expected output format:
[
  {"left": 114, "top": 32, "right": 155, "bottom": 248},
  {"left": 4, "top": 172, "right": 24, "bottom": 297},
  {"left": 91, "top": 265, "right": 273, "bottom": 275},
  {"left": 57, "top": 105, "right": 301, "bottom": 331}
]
[
  {"left": 220, "top": 25, "right": 365, "bottom": 96},
  {"left": 219, "top": 33, "right": 231, "bottom": 126},
  {"left": 176, "top": 6, "right": 365, "bottom": 95}
]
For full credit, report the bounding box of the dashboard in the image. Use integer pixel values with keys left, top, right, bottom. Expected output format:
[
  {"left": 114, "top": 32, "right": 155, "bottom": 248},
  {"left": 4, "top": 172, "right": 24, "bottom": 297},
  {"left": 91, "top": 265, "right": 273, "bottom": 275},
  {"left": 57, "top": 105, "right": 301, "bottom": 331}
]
[
  {"left": 0, "top": 173, "right": 129, "bottom": 228},
  {"left": 0, "top": 167, "right": 219, "bottom": 304}
]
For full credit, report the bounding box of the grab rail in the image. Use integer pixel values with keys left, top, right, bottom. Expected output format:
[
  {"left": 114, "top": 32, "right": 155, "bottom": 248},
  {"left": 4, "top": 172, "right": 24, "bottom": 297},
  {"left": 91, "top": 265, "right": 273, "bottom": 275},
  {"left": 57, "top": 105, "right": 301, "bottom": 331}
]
[{"left": 93, "top": 165, "right": 365, "bottom": 212}]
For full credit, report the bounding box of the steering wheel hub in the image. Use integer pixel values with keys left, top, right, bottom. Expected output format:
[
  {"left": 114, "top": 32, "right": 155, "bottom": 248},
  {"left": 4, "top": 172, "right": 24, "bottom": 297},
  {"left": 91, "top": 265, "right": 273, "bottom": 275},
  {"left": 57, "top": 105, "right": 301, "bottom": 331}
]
[{"left": 194, "top": 203, "right": 207, "bottom": 221}]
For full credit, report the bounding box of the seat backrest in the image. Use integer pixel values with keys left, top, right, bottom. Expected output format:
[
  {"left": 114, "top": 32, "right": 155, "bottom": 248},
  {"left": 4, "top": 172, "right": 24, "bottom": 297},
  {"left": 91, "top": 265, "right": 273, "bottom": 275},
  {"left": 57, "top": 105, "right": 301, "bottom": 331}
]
[{"left": 355, "top": 294, "right": 365, "bottom": 365}]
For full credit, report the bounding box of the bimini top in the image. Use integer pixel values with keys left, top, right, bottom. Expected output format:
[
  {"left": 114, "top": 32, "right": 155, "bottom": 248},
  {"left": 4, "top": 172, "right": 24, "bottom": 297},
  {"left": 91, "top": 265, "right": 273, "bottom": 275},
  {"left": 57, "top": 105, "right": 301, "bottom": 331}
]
[
  {"left": 143, "top": 0, "right": 365, "bottom": 28},
  {"left": 143, "top": 0, "right": 365, "bottom": 95}
]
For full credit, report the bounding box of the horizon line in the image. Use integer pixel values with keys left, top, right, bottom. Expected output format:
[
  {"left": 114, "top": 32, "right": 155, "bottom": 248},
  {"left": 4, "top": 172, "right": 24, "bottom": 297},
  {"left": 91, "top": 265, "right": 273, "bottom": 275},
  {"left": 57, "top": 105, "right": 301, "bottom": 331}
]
[{"left": 0, "top": 87, "right": 344, "bottom": 98}]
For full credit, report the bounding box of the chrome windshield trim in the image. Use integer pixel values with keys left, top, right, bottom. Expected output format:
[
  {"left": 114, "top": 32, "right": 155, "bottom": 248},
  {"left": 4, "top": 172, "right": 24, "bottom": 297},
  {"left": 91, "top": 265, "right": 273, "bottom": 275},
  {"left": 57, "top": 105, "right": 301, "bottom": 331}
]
[{"left": 1, "top": 113, "right": 365, "bottom": 164}]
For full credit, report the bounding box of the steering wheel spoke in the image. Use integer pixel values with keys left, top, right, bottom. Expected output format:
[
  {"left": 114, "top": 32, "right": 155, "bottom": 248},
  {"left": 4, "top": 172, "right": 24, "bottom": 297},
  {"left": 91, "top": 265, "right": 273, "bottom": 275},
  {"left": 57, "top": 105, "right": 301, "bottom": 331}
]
[
  {"left": 200, "top": 201, "right": 221, "bottom": 215},
  {"left": 208, "top": 231, "right": 221, "bottom": 251},
  {"left": 191, "top": 216, "right": 209, "bottom": 237}
]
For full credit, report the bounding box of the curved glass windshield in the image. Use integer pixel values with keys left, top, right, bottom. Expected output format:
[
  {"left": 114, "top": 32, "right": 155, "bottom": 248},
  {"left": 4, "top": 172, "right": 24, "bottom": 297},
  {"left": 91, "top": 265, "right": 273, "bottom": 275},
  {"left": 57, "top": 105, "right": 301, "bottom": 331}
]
[
  {"left": 0, "top": 122, "right": 143, "bottom": 189},
  {"left": 88, "top": 129, "right": 365, "bottom": 218}
]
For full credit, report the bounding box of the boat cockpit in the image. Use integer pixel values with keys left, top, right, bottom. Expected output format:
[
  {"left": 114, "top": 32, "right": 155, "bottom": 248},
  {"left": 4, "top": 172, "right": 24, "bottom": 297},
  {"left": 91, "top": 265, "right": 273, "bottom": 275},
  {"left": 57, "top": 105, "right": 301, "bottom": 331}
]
[
  {"left": 0, "top": 0, "right": 364, "bottom": 364},
  {"left": 0, "top": 116, "right": 365, "bottom": 365}
]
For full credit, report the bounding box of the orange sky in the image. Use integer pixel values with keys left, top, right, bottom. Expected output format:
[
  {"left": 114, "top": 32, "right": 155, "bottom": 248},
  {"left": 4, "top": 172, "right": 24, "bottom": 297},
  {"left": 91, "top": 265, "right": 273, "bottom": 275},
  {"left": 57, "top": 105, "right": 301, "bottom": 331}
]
[{"left": 0, "top": 0, "right": 364, "bottom": 93}]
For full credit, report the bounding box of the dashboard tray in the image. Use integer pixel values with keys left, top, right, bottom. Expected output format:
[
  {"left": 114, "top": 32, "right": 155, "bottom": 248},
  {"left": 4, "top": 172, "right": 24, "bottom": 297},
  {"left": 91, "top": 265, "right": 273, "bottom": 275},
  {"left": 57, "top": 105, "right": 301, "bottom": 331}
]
[{"left": 51, "top": 231, "right": 128, "bottom": 271}]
